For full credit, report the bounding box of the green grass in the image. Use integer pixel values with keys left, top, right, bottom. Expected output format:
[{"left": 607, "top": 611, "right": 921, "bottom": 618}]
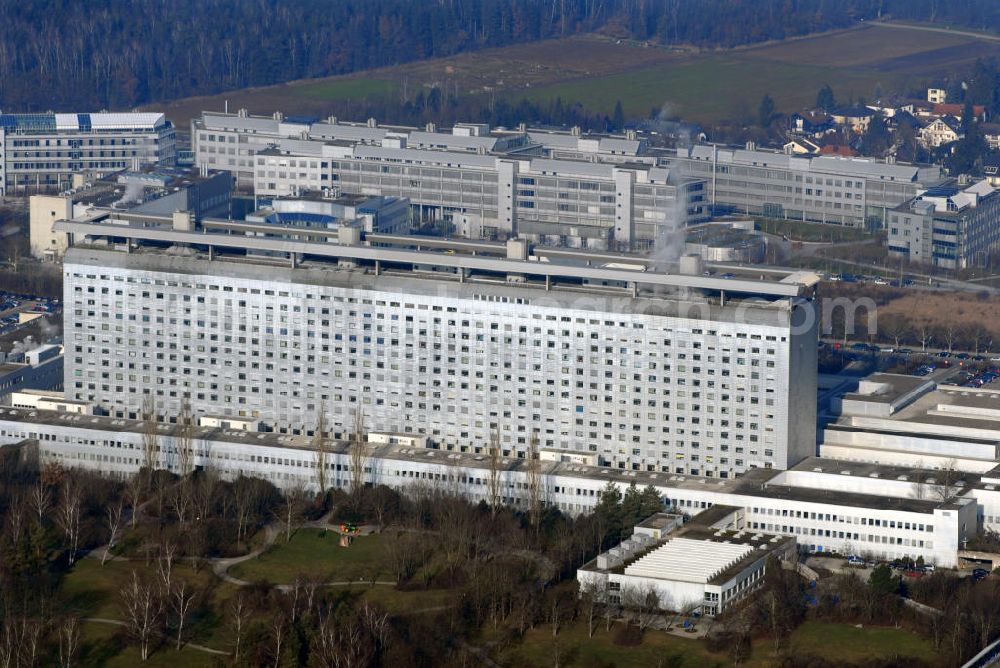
[
  {"left": 505, "top": 619, "right": 729, "bottom": 668},
  {"left": 504, "top": 618, "right": 938, "bottom": 668},
  {"left": 756, "top": 217, "right": 872, "bottom": 243},
  {"left": 784, "top": 621, "right": 937, "bottom": 664},
  {"left": 78, "top": 621, "right": 221, "bottom": 668},
  {"left": 512, "top": 55, "right": 904, "bottom": 121},
  {"left": 230, "top": 529, "right": 389, "bottom": 584},
  {"left": 294, "top": 77, "right": 396, "bottom": 101}
]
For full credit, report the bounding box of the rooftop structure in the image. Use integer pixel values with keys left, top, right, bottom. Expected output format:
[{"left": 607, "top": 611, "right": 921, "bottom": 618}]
[
  {"left": 29, "top": 166, "right": 232, "bottom": 260},
  {"left": 0, "top": 112, "right": 176, "bottom": 197}
]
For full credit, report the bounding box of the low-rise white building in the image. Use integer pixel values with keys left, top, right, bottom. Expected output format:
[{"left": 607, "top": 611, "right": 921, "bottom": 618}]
[
  {"left": 0, "top": 406, "right": 977, "bottom": 567},
  {"left": 822, "top": 375, "right": 1000, "bottom": 473}
]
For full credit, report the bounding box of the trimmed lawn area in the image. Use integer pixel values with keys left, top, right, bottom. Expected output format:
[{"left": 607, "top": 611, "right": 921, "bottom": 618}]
[
  {"left": 756, "top": 218, "right": 871, "bottom": 243},
  {"left": 230, "top": 529, "right": 389, "bottom": 584}
]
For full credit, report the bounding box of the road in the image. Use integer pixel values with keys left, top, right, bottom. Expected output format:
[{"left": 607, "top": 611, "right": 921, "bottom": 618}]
[{"left": 869, "top": 20, "right": 1000, "bottom": 44}]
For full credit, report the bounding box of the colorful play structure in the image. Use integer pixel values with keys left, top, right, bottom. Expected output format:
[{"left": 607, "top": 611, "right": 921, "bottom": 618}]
[{"left": 338, "top": 522, "right": 361, "bottom": 547}]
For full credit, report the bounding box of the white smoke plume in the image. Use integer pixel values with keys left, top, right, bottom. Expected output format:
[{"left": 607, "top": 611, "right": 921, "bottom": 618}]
[
  {"left": 649, "top": 162, "right": 688, "bottom": 273},
  {"left": 113, "top": 179, "right": 146, "bottom": 208},
  {"left": 10, "top": 335, "right": 38, "bottom": 357}
]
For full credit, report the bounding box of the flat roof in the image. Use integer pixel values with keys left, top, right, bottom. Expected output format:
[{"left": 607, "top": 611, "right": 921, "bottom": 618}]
[
  {"left": 57, "top": 219, "right": 814, "bottom": 301},
  {"left": 840, "top": 373, "right": 933, "bottom": 405}
]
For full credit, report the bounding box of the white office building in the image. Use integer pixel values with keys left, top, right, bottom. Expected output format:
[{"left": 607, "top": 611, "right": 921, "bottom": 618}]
[
  {"left": 669, "top": 145, "right": 945, "bottom": 229},
  {"left": 192, "top": 111, "right": 708, "bottom": 250},
  {"left": 56, "top": 208, "right": 819, "bottom": 476},
  {"left": 887, "top": 180, "right": 1000, "bottom": 269},
  {"left": 0, "top": 112, "right": 176, "bottom": 197}
]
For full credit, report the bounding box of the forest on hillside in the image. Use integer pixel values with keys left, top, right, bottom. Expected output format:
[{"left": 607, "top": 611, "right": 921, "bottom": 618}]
[{"left": 1, "top": 0, "right": 999, "bottom": 112}]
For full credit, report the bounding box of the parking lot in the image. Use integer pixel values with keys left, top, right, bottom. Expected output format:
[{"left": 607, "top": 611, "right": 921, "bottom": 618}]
[{"left": 0, "top": 290, "right": 61, "bottom": 337}]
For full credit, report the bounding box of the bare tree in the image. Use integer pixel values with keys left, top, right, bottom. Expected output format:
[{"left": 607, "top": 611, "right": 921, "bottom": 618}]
[
  {"left": 55, "top": 477, "right": 82, "bottom": 566},
  {"left": 4, "top": 493, "right": 26, "bottom": 546},
  {"left": 229, "top": 593, "right": 252, "bottom": 666},
  {"left": 170, "top": 579, "right": 195, "bottom": 651},
  {"left": 487, "top": 428, "right": 503, "bottom": 519},
  {"left": 141, "top": 394, "right": 159, "bottom": 492},
  {"left": 57, "top": 615, "right": 80, "bottom": 668},
  {"left": 102, "top": 499, "right": 125, "bottom": 565},
  {"left": 350, "top": 407, "right": 368, "bottom": 496},
  {"left": 621, "top": 583, "right": 662, "bottom": 631},
  {"left": 931, "top": 459, "right": 961, "bottom": 502},
  {"left": 193, "top": 466, "right": 218, "bottom": 523},
  {"left": 29, "top": 479, "right": 51, "bottom": 525},
  {"left": 156, "top": 539, "right": 177, "bottom": 593},
  {"left": 176, "top": 396, "right": 195, "bottom": 479},
  {"left": 881, "top": 314, "right": 911, "bottom": 348},
  {"left": 124, "top": 473, "right": 142, "bottom": 529},
  {"left": 312, "top": 407, "right": 329, "bottom": 495},
  {"left": 578, "top": 578, "right": 607, "bottom": 638},
  {"left": 527, "top": 431, "right": 542, "bottom": 536},
  {"left": 173, "top": 397, "right": 195, "bottom": 525},
  {"left": 916, "top": 322, "right": 934, "bottom": 352},
  {"left": 119, "top": 569, "right": 163, "bottom": 662},
  {"left": 233, "top": 477, "right": 260, "bottom": 544},
  {"left": 270, "top": 611, "right": 287, "bottom": 668},
  {"left": 278, "top": 483, "right": 306, "bottom": 543}
]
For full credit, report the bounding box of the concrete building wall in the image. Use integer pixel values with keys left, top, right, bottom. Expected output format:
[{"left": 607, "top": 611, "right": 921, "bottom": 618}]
[
  {"left": 29, "top": 194, "right": 73, "bottom": 260},
  {"left": 0, "top": 412, "right": 971, "bottom": 566},
  {"left": 63, "top": 248, "right": 812, "bottom": 477}
]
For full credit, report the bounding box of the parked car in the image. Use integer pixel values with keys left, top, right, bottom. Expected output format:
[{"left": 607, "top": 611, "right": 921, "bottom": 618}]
[{"left": 973, "top": 568, "right": 990, "bottom": 581}]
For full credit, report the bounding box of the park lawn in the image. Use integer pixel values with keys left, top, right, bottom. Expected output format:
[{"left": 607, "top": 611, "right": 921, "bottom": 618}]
[
  {"left": 230, "top": 528, "right": 389, "bottom": 584},
  {"left": 294, "top": 77, "right": 397, "bottom": 101},
  {"left": 505, "top": 619, "right": 730, "bottom": 668},
  {"left": 778, "top": 621, "right": 938, "bottom": 665}
]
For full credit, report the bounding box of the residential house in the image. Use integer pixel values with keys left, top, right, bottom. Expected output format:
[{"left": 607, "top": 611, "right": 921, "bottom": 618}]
[
  {"left": 927, "top": 88, "right": 948, "bottom": 104},
  {"left": 789, "top": 111, "right": 834, "bottom": 138},
  {"left": 829, "top": 106, "right": 876, "bottom": 133},
  {"left": 933, "top": 103, "right": 987, "bottom": 123},
  {"left": 919, "top": 117, "right": 962, "bottom": 148},
  {"left": 783, "top": 138, "right": 821, "bottom": 155}
]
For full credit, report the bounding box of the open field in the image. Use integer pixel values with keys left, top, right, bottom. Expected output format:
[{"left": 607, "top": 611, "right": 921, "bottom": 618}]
[
  {"left": 151, "top": 22, "right": 1000, "bottom": 129},
  {"left": 229, "top": 528, "right": 388, "bottom": 584}
]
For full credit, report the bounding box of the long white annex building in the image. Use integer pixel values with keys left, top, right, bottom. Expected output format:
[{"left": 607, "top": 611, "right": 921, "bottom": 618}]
[
  {"left": 56, "top": 204, "right": 819, "bottom": 477},
  {"left": 0, "top": 408, "right": 977, "bottom": 568}
]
